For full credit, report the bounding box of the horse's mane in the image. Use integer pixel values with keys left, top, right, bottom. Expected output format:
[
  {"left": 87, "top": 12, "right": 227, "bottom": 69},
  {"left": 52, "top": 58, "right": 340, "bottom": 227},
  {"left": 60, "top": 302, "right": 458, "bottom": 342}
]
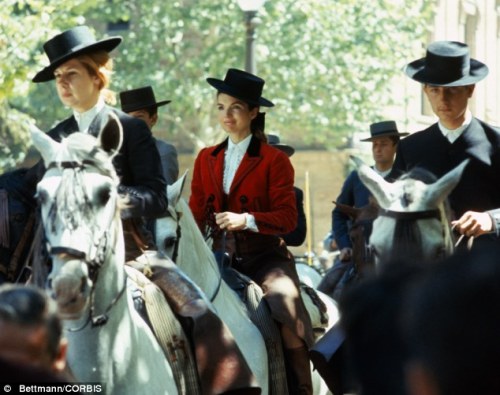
[
  {"left": 176, "top": 197, "right": 221, "bottom": 283},
  {"left": 398, "top": 166, "right": 437, "bottom": 184}
]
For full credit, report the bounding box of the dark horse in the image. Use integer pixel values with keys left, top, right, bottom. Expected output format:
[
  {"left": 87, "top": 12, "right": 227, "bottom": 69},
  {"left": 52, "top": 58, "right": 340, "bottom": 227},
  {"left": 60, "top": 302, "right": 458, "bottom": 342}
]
[{"left": 0, "top": 168, "right": 40, "bottom": 283}]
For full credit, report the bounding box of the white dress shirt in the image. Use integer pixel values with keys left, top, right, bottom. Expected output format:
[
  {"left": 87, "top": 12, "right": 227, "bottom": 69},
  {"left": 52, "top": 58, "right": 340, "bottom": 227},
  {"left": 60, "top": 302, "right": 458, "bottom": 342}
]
[
  {"left": 223, "top": 134, "right": 252, "bottom": 193},
  {"left": 223, "top": 134, "right": 258, "bottom": 231},
  {"left": 438, "top": 110, "right": 472, "bottom": 144},
  {"left": 73, "top": 98, "right": 105, "bottom": 133}
]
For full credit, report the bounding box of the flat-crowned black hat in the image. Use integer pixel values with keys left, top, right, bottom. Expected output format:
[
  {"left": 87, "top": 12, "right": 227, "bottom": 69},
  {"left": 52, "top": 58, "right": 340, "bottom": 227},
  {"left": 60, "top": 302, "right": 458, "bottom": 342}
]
[
  {"left": 404, "top": 41, "right": 488, "bottom": 86},
  {"left": 360, "top": 120, "right": 408, "bottom": 142},
  {"left": 119, "top": 86, "right": 171, "bottom": 113},
  {"left": 206, "top": 68, "right": 274, "bottom": 107},
  {"left": 33, "top": 25, "right": 122, "bottom": 83},
  {"left": 267, "top": 134, "right": 295, "bottom": 157}
]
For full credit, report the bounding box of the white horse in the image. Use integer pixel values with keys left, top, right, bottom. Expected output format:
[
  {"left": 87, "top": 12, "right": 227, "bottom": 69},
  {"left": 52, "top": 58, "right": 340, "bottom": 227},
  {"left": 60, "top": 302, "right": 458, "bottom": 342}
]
[
  {"left": 354, "top": 156, "right": 468, "bottom": 265},
  {"left": 32, "top": 115, "right": 179, "bottom": 395},
  {"left": 156, "top": 173, "right": 338, "bottom": 395}
]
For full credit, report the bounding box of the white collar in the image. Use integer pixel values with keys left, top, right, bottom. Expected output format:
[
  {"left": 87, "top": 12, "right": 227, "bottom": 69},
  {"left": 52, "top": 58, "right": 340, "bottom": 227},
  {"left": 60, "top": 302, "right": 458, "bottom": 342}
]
[
  {"left": 374, "top": 166, "right": 391, "bottom": 178},
  {"left": 227, "top": 134, "right": 252, "bottom": 153},
  {"left": 73, "top": 98, "right": 105, "bottom": 133},
  {"left": 438, "top": 110, "right": 472, "bottom": 143}
]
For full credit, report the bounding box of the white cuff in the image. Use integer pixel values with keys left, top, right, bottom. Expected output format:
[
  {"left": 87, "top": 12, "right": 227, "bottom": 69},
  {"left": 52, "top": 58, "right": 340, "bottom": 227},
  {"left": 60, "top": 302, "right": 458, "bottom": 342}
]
[{"left": 244, "top": 213, "right": 259, "bottom": 232}]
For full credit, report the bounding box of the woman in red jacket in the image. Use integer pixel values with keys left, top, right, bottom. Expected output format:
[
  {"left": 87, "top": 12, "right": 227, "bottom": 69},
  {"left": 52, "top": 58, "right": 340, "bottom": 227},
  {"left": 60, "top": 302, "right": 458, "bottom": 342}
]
[{"left": 189, "top": 68, "right": 314, "bottom": 394}]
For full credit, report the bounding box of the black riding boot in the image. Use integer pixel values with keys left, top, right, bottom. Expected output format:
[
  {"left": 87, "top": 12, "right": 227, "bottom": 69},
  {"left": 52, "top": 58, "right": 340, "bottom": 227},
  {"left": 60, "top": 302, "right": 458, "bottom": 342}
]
[{"left": 284, "top": 345, "right": 313, "bottom": 395}]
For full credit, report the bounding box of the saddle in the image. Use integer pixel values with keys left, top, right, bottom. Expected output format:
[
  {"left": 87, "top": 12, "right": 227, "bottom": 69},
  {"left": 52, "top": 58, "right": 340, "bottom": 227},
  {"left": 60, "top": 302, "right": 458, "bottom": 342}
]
[
  {"left": 126, "top": 252, "right": 261, "bottom": 395},
  {"left": 219, "top": 252, "right": 331, "bottom": 394},
  {"left": 219, "top": 252, "right": 329, "bottom": 331},
  {"left": 124, "top": 264, "right": 201, "bottom": 395}
]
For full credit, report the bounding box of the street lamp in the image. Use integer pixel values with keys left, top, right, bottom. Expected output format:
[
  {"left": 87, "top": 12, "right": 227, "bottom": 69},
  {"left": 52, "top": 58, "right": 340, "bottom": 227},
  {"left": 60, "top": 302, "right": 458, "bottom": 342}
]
[{"left": 237, "top": 0, "right": 266, "bottom": 74}]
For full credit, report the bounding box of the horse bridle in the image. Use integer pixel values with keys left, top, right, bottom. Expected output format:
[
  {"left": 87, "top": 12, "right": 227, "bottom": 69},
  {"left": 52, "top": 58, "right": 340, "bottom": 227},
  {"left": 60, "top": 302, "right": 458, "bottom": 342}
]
[
  {"left": 378, "top": 208, "right": 441, "bottom": 221},
  {"left": 44, "top": 160, "right": 127, "bottom": 332}
]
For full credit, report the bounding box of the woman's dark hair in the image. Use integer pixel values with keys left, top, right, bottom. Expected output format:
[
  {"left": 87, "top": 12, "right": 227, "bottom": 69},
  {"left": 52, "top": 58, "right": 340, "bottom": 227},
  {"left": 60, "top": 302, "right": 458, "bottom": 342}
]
[{"left": 248, "top": 104, "right": 267, "bottom": 142}]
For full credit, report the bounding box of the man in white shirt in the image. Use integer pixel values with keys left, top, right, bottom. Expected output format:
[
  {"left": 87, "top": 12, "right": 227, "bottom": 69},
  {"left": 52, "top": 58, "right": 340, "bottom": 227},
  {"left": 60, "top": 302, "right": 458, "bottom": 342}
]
[{"left": 391, "top": 41, "right": 500, "bottom": 246}]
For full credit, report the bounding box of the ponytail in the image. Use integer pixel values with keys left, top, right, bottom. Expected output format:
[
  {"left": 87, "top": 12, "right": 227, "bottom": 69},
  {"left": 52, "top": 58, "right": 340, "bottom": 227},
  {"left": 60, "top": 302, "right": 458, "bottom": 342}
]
[{"left": 251, "top": 111, "right": 267, "bottom": 142}]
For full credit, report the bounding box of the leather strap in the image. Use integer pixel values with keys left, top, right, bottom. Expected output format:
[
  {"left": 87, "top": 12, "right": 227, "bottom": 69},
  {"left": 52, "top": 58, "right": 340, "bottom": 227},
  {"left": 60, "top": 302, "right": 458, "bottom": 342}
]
[{"left": 8, "top": 212, "right": 36, "bottom": 281}]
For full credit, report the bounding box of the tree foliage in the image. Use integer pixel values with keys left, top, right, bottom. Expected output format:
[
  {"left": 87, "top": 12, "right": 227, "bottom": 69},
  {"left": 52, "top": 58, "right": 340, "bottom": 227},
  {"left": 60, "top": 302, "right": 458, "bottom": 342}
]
[{"left": 1, "top": 0, "right": 434, "bottom": 170}]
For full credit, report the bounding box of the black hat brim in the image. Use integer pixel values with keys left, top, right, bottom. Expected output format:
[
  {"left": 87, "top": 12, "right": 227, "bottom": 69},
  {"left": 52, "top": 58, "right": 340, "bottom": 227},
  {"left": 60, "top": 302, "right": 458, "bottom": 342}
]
[
  {"left": 121, "top": 100, "right": 171, "bottom": 113},
  {"left": 32, "top": 36, "right": 122, "bottom": 83},
  {"left": 404, "top": 57, "right": 488, "bottom": 87},
  {"left": 271, "top": 144, "right": 295, "bottom": 157},
  {"left": 360, "top": 131, "right": 409, "bottom": 142},
  {"left": 206, "top": 77, "right": 274, "bottom": 107}
]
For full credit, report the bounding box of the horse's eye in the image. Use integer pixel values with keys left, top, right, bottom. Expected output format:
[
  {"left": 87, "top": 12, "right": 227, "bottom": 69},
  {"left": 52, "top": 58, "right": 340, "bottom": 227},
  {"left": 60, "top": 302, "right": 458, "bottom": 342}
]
[
  {"left": 164, "top": 237, "right": 176, "bottom": 249},
  {"left": 96, "top": 186, "right": 111, "bottom": 206}
]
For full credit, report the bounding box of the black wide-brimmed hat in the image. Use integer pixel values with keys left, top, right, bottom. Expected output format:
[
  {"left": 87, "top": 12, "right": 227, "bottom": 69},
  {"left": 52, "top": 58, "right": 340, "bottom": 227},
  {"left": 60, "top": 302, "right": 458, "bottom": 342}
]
[
  {"left": 360, "top": 120, "right": 408, "bottom": 142},
  {"left": 404, "top": 41, "right": 488, "bottom": 87},
  {"left": 33, "top": 25, "right": 122, "bottom": 83},
  {"left": 120, "top": 86, "right": 171, "bottom": 113},
  {"left": 267, "top": 134, "right": 295, "bottom": 157},
  {"left": 206, "top": 68, "right": 274, "bottom": 107}
]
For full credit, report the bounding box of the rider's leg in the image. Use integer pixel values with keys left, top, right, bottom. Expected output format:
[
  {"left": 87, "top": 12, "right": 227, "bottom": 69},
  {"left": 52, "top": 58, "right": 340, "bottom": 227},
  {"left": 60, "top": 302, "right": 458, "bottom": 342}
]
[{"left": 281, "top": 324, "right": 313, "bottom": 395}]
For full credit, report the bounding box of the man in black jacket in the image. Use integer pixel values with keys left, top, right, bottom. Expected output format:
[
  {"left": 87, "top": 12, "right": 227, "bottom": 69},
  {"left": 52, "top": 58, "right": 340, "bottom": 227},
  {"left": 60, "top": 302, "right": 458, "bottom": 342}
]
[{"left": 391, "top": 41, "right": 500, "bottom": 248}]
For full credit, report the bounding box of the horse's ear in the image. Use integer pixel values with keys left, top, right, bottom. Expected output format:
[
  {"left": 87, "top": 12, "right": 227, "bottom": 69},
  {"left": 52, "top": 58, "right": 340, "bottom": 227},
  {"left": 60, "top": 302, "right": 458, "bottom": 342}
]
[
  {"left": 425, "top": 159, "right": 469, "bottom": 207},
  {"left": 30, "top": 125, "right": 60, "bottom": 165},
  {"left": 98, "top": 112, "right": 123, "bottom": 157},
  {"left": 352, "top": 155, "right": 395, "bottom": 209},
  {"left": 332, "top": 200, "right": 360, "bottom": 220},
  {"left": 167, "top": 170, "right": 189, "bottom": 206}
]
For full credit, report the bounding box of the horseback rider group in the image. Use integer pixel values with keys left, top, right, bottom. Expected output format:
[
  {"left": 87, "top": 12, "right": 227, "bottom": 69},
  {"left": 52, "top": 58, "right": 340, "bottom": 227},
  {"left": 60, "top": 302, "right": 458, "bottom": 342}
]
[{"left": 2, "top": 23, "right": 500, "bottom": 395}]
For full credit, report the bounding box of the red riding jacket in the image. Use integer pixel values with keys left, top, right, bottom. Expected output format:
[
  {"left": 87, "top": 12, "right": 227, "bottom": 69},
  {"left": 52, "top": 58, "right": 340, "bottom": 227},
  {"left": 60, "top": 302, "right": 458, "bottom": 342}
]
[{"left": 189, "top": 136, "right": 297, "bottom": 237}]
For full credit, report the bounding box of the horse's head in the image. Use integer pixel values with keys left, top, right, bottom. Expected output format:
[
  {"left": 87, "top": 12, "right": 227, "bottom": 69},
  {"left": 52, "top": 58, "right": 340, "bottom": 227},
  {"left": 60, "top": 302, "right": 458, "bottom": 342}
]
[
  {"left": 31, "top": 114, "right": 123, "bottom": 319},
  {"left": 353, "top": 156, "right": 468, "bottom": 265},
  {"left": 155, "top": 171, "right": 188, "bottom": 260}
]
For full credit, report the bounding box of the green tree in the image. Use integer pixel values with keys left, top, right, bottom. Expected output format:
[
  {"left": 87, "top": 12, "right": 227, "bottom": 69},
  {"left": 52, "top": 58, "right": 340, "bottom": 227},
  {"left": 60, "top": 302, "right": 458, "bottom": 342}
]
[{"left": 2, "top": 0, "right": 434, "bottom": 170}]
